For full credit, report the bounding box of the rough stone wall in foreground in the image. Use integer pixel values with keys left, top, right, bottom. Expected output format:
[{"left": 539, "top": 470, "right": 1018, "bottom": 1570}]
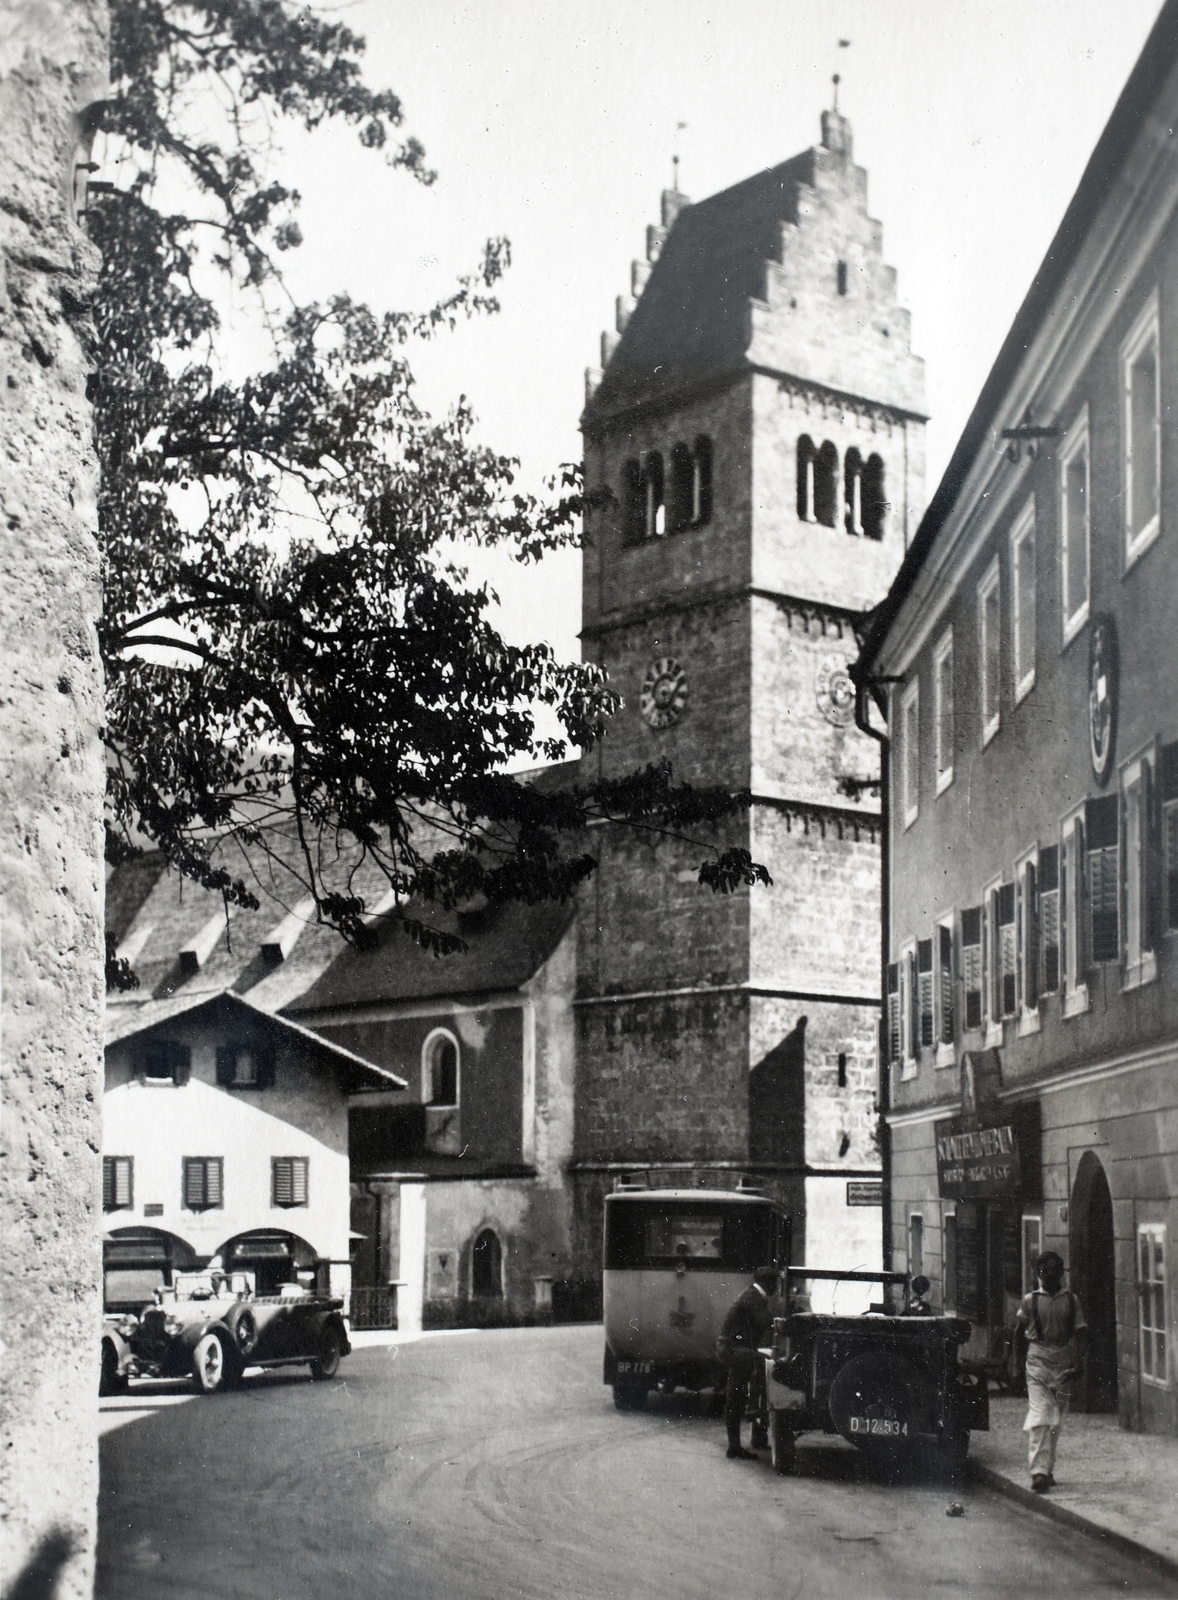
[{"left": 1, "top": 5, "right": 108, "bottom": 1596}]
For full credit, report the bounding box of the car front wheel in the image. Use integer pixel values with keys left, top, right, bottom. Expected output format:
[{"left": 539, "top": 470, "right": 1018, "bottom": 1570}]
[
  {"left": 310, "top": 1324, "right": 342, "bottom": 1381},
  {"left": 192, "top": 1332, "right": 231, "bottom": 1394}
]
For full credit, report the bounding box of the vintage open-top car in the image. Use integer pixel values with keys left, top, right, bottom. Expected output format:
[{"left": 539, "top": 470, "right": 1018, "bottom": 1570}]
[
  {"left": 105, "top": 1271, "right": 351, "bottom": 1395},
  {"left": 762, "top": 1268, "right": 989, "bottom": 1476}
]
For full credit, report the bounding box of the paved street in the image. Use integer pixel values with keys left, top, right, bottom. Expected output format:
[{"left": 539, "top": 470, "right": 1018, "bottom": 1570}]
[{"left": 98, "top": 1325, "right": 1175, "bottom": 1600}]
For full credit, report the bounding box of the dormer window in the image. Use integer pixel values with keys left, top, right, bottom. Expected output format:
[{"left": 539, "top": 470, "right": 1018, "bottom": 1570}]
[
  {"left": 216, "top": 1041, "right": 275, "bottom": 1090},
  {"left": 141, "top": 1040, "right": 190, "bottom": 1086}
]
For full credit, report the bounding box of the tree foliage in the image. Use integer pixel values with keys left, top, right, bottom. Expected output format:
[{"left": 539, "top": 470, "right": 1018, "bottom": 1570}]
[{"left": 93, "top": 0, "right": 767, "bottom": 964}]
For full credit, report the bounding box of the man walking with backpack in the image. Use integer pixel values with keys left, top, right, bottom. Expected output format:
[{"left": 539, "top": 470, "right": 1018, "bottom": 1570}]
[{"left": 1014, "top": 1251, "right": 1088, "bottom": 1493}]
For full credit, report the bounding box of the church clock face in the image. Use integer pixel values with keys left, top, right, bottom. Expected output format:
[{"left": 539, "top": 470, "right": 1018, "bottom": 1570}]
[
  {"left": 815, "top": 653, "right": 856, "bottom": 727},
  {"left": 640, "top": 657, "right": 689, "bottom": 729}
]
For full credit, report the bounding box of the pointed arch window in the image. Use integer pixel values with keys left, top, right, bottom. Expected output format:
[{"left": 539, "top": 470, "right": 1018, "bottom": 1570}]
[
  {"left": 669, "top": 442, "right": 694, "bottom": 532},
  {"left": 621, "top": 458, "right": 643, "bottom": 544},
  {"left": 814, "top": 441, "right": 839, "bottom": 527},
  {"left": 797, "top": 435, "right": 816, "bottom": 522},
  {"left": 472, "top": 1228, "right": 503, "bottom": 1298},
  {"left": 692, "top": 435, "right": 713, "bottom": 525}
]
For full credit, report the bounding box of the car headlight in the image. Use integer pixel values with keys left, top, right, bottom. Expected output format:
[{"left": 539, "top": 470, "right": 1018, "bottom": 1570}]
[
  {"left": 117, "top": 1318, "right": 138, "bottom": 1339},
  {"left": 163, "top": 1317, "right": 183, "bottom": 1338}
]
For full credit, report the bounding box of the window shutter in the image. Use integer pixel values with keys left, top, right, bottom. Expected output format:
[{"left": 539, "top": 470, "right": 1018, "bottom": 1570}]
[
  {"left": 961, "top": 907, "right": 983, "bottom": 1031},
  {"left": 114, "top": 1158, "right": 132, "bottom": 1208},
  {"left": 998, "top": 883, "right": 1017, "bottom": 1016},
  {"left": 886, "top": 963, "right": 900, "bottom": 1065},
  {"left": 215, "top": 1045, "right": 235, "bottom": 1086},
  {"left": 1024, "top": 862, "right": 1039, "bottom": 1008},
  {"left": 938, "top": 924, "right": 954, "bottom": 1044},
  {"left": 917, "top": 939, "right": 934, "bottom": 1049},
  {"left": 102, "top": 1157, "right": 114, "bottom": 1210},
  {"left": 291, "top": 1158, "right": 308, "bottom": 1206},
  {"left": 1144, "top": 758, "right": 1161, "bottom": 953},
  {"left": 205, "top": 1159, "right": 222, "bottom": 1208},
  {"left": 1039, "top": 846, "right": 1060, "bottom": 994},
  {"left": 184, "top": 1159, "right": 205, "bottom": 1209},
  {"left": 908, "top": 949, "right": 920, "bottom": 1058},
  {"left": 1086, "top": 795, "right": 1120, "bottom": 964},
  {"left": 168, "top": 1041, "right": 191, "bottom": 1086},
  {"left": 273, "top": 1159, "right": 293, "bottom": 1206}
]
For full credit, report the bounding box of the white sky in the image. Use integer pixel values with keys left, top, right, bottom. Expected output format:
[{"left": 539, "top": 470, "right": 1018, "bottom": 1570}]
[{"left": 266, "top": 0, "right": 1162, "bottom": 668}]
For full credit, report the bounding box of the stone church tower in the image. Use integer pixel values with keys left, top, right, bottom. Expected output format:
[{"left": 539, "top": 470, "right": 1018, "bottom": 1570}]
[{"left": 572, "top": 111, "right": 925, "bottom": 1291}]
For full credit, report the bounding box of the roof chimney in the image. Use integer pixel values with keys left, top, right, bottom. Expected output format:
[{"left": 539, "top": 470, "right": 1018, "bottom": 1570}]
[{"left": 821, "top": 109, "right": 852, "bottom": 159}]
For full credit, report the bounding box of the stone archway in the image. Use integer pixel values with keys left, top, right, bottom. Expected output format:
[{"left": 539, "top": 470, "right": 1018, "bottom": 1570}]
[{"left": 1070, "top": 1152, "right": 1118, "bottom": 1413}]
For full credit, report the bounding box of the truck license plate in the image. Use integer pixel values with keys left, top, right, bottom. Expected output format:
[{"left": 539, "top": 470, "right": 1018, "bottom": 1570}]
[
  {"left": 850, "top": 1417, "right": 907, "bottom": 1438},
  {"left": 617, "top": 1361, "right": 653, "bottom": 1375}
]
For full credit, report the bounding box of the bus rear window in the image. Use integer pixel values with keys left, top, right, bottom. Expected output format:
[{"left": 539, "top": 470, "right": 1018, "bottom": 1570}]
[{"left": 605, "top": 1202, "right": 772, "bottom": 1271}]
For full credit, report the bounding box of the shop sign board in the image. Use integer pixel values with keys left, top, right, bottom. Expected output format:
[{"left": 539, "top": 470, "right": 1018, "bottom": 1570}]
[{"left": 935, "top": 1115, "right": 1023, "bottom": 1200}]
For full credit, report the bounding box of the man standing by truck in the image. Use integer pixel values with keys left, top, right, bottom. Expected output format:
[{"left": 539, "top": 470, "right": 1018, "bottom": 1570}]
[{"left": 716, "top": 1267, "right": 779, "bottom": 1459}]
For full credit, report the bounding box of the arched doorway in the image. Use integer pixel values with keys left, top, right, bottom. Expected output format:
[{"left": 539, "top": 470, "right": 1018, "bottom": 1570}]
[
  {"left": 1070, "top": 1152, "right": 1118, "bottom": 1413},
  {"left": 471, "top": 1229, "right": 503, "bottom": 1298},
  {"left": 215, "top": 1230, "right": 321, "bottom": 1297},
  {"left": 103, "top": 1227, "right": 200, "bottom": 1312}
]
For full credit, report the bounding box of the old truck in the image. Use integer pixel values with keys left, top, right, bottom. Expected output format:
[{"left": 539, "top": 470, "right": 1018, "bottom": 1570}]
[{"left": 762, "top": 1268, "right": 989, "bottom": 1476}]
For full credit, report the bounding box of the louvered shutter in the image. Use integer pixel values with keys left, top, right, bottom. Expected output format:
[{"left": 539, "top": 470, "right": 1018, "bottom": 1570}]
[
  {"left": 1144, "top": 758, "right": 1161, "bottom": 952},
  {"left": 886, "top": 963, "right": 901, "bottom": 1065},
  {"left": 102, "top": 1157, "right": 114, "bottom": 1210},
  {"left": 938, "top": 924, "right": 954, "bottom": 1044},
  {"left": 205, "top": 1159, "right": 222, "bottom": 1208},
  {"left": 1039, "top": 846, "right": 1060, "bottom": 994},
  {"left": 917, "top": 939, "right": 934, "bottom": 1048},
  {"left": 291, "top": 1158, "right": 308, "bottom": 1205},
  {"left": 1086, "top": 795, "right": 1120, "bottom": 964},
  {"left": 908, "top": 949, "right": 920, "bottom": 1060},
  {"left": 961, "top": 907, "right": 983, "bottom": 1030},
  {"left": 184, "top": 1159, "right": 205, "bottom": 1208},
  {"left": 1023, "top": 862, "right": 1039, "bottom": 1008},
  {"left": 998, "top": 883, "right": 1017, "bottom": 1016},
  {"left": 273, "top": 1159, "right": 293, "bottom": 1206}
]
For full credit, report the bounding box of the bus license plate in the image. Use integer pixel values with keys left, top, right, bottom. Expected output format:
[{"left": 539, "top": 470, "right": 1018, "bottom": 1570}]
[
  {"left": 850, "top": 1417, "right": 907, "bottom": 1438},
  {"left": 617, "top": 1361, "right": 653, "bottom": 1375}
]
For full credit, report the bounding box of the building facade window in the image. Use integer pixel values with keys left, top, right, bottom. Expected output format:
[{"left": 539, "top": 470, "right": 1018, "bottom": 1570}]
[
  {"left": 1123, "top": 292, "right": 1161, "bottom": 566},
  {"left": 908, "top": 1213, "right": 924, "bottom": 1279},
  {"left": 641, "top": 451, "right": 665, "bottom": 538},
  {"left": 216, "top": 1041, "right": 275, "bottom": 1089},
  {"left": 1011, "top": 500, "right": 1036, "bottom": 703},
  {"left": 1062, "top": 806, "right": 1090, "bottom": 1017},
  {"left": 1138, "top": 1224, "right": 1168, "bottom": 1387},
  {"left": 886, "top": 961, "right": 901, "bottom": 1068},
  {"left": 901, "top": 679, "right": 920, "bottom": 829},
  {"left": 917, "top": 937, "right": 934, "bottom": 1051},
  {"left": 844, "top": 447, "right": 864, "bottom": 535},
  {"left": 978, "top": 558, "right": 1001, "bottom": 746},
  {"left": 862, "top": 454, "right": 886, "bottom": 541},
  {"left": 815, "top": 440, "right": 839, "bottom": 528},
  {"left": 1016, "top": 848, "right": 1040, "bottom": 1032},
  {"left": 272, "top": 1157, "right": 309, "bottom": 1208},
  {"left": 103, "top": 1156, "right": 133, "bottom": 1211},
  {"left": 982, "top": 875, "right": 1003, "bottom": 1044},
  {"left": 1021, "top": 1215, "right": 1043, "bottom": 1296},
  {"left": 142, "top": 1040, "right": 190, "bottom": 1085},
  {"left": 995, "top": 882, "right": 1017, "bottom": 1019},
  {"left": 1121, "top": 749, "right": 1159, "bottom": 989},
  {"left": 1060, "top": 408, "right": 1091, "bottom": 644},
  {"left": 667, "top": 436, "right": 713, "bottom": 531},
  {"left": 472, "top": 1228, "right": 503, "bottom": 1298},
  {"left": 797, "top": 435, "right": 816, "bottom": 522},
  {"left": 423, "top": 1029, "right": 460, "bottom": 1108},
  {"left": 183, "top": 1157, "right": 223, "bottom": 1211},
  {"left": 900, "top": 938, "right": 917, "bottom": 1079},
  {"left": 621, "top": 458, "right": 643, "bottom": 543},
  {"left": 1086, "top": 794, "right": 1120, "bottom": 965},
  {"left": 934, "top": 629, "right": 954, "bottom": 794},
  {"left": 936, "top": 918, "right": 954, "bottom": 1065}
]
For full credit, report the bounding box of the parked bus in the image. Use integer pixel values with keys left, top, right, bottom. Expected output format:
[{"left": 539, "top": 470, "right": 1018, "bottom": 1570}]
[{"left": 602, "top": 1181, "right": 790, "bottom": 1410}]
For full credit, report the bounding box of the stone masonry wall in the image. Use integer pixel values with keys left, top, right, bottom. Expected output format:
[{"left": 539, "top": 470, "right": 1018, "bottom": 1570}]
[{"left": 1, "top": 6, "right": 108, "bottom": 1596}]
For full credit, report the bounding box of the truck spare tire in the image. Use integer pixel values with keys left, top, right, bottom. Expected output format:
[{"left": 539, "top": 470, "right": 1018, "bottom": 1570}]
[{"left": 828, "top": 1351, "right": 936, "bottom": 1447}]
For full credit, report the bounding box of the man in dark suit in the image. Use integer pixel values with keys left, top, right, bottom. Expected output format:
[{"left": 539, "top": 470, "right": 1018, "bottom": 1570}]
[{"left": 717, "top": 1266, "right": 779, "bottom": 1459}]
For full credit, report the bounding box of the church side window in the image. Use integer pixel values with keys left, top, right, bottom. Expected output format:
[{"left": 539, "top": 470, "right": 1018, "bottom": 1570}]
[
  {"left": 862, "top": 454, "right": 886, "bottom": 540},
  {"left": 641, "top": 452, "right": 665, "bottom": 538},
  {"left": 621, "top": 458, "right": 643, "bottom": 544},
  {"left": 423, "top": 1029, "right": 460, "bottom": 1108},
  {"left": 814, "top": 441, "right": 839, "bottom": 527},
  {"left": 844, "top": 448, "right": 863, "bottom": 535},
  {"left": 472, "top": 1228, "right": 503, "bottom": 1298}
]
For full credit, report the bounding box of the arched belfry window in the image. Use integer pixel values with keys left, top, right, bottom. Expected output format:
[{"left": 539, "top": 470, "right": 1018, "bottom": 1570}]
[
  {"left": 471, "top": 1228, "right": 503, "bottom": 1298},
  {"left": 422, "top": 1029, "right": 459, "bottom": 1108},
  {"left": 669, "top": 442, "right": 694, "bottom": 533},
  {"left": 844, "top": 447, "right": 864, "bottom": 535},
  {"left": 862, "top": 454, "right": 887, "bottom": 540},
  {"left": 815, "top": 441, "right": 839, "bottom": 528},
  {"left": 641, "top": 452, "right": 665, "bottom": 538},
  {"left": 797, "top": 435, "right": 816, "bottom": 522},
  {"left": 621, "top": 459, "right": 643, "bottom": 544},
  {"left": 693, "top": 435, "right": 713, "bottom": 525}
]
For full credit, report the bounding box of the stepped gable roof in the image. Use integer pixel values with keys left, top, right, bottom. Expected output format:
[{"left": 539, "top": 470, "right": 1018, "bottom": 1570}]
[
  {"left": 584, "top": 152, "right": 813, "bottom": 424},
  {"left": 104, "top": 988, "right": 405, "bottom": 1092},
  {"left": 285, "top": 896, "right": 577, "bottom": 1014}
]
